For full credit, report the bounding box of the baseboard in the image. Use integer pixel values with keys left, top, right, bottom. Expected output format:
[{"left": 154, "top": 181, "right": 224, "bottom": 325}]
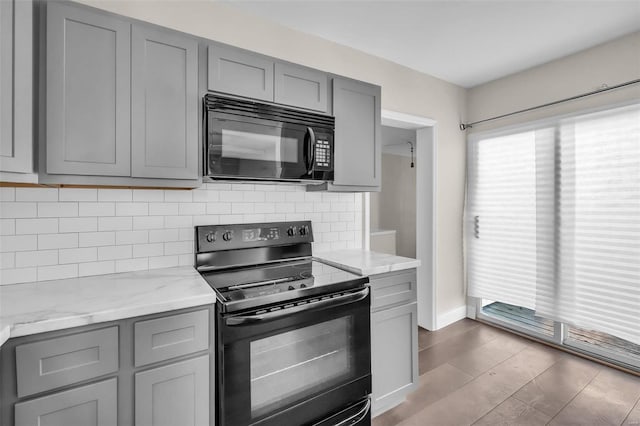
[{"left": 436, "top": 305, "right": 468, "bottom": 330}]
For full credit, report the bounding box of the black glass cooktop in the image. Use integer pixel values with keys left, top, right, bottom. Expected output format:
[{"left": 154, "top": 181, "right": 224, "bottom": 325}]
[{"left": 201, "top": 259, "right": 367, "bottom": 312}]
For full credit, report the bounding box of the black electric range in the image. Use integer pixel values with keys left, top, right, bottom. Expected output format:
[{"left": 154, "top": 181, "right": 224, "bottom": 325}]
[{"left": 194, "top": 221, "right": 372, "bottom": 426}]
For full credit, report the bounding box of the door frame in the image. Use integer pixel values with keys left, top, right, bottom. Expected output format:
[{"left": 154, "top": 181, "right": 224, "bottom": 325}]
[{"left": 363, "top": 109, "right": 437, "bottom": 330}]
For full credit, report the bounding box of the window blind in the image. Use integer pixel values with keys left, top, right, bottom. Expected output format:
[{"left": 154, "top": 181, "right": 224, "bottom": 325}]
[
  {"left": 535, "top": 105, "right": 640, "bottom": 345},
  {"left": 466, "top": 103, "right": 640, "bottom": 345}
]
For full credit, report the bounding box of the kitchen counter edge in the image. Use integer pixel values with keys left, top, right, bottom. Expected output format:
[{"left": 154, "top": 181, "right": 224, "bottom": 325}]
[
  {"left": 0, "top": 266, "right": 216, "bottom": 348},
  {"left": 314, "top": 249, "right": 420, "bottom": 276}
]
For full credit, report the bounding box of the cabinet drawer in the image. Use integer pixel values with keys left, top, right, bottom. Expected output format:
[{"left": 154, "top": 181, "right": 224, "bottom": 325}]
[
  {"left": 370, "top": 269, "right": 417, "bottom": 311},
  {"left": 15, "top": 327, "right": 119, "bottom": 398},
  {"left": 15, "top": 378, "right": 117, "bottom": 426},
  {"left": 134, "top": 309, "right": 209, "bottom": 367}
]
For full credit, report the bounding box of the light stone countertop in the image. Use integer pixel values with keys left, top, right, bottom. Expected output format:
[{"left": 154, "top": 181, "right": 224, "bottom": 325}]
[
  {"left": 0, "top": 266, "right": 216, "bottom": 347},
  {"left": 314, "top": 249, "right": 420, "bottom": 276}
]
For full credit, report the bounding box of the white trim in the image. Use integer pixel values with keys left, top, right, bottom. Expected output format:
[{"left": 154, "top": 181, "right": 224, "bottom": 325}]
[
  {"left": 382, "top": 110, "right": 437, "bottom": 129},
  {"left": 436, "top": 305, "right": 468, "bottom": 330},
  {"left": 362, "top": 192, "right": 370, "bottom": 250},
  {"left": 380, "top": 109, "right": 438, "bottom": 331}
]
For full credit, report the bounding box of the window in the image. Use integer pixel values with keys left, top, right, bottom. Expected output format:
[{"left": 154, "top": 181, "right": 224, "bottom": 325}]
[{"left": 465, "top": 103, "right": 640, "bottom": 369}]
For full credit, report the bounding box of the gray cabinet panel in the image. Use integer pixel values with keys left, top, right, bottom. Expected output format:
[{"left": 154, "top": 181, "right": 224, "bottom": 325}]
[
  {"left": 135, "top": 355, "right": 209, "bottom": 426},
  {"left": 16, "top": 327, "right": 119, "bottom": 398},
  {"left": 370, "top": 269, "right": 417, "bottom": 312},
  {"left": 134, "top": 309, "right": 209, "bottom": 367},
  {"left": 14, "top": 378, "right": 117, "bottom": 426},
  {"left": 131, "top": 24, "right": 198, "bottom": 179},
  {"left": 208, "top": 44, "right": 274, "bottom": 101},
  {"left": 274, "top": 63, "right": 327, "bottom": 112},
  {"left": 0, "top": 0, "right": 32, "bottom": 173},
  {"left": 332, "top": 78, "right": 381, "bottom": 189},
  {"left": 46, "top": 2, "right": 131, "bottom": 176},
  {"left": 371, "top": 302, "right": 418, "bottom": 415}
]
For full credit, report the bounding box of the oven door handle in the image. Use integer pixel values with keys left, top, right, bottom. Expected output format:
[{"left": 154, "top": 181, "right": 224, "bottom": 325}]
[
  {"left": 333, "top": 398, "right": 371, "bottom": 426},
  {"left": 225, "top": 287, "right": 369, "bottom": 326}
]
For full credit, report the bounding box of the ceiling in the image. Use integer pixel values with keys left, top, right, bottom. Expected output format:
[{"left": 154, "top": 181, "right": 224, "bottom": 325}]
[{"left": 223, "top": 0, "right": 640, "bottom": 88}]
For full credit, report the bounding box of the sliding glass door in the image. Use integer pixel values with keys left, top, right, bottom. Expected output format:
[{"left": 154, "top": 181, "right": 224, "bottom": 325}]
[{"left": 465, "top": 102, "right": 640, "bottom": 371}]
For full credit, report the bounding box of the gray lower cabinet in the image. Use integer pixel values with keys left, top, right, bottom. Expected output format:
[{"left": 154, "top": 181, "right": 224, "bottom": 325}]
[
  {"left": 14, "top": 378, "right": 118, "bottom": 426},
  {"left": 0, "top": 305, "right": 214, "bottom": 426},
  {"left": 370, "top": 269, "right": 418, "bottom": 416},
  {"left": 274, "top": 63, "right": 327, "bottom": 112},
  {"left": 135, "top": 355, "right": 209, "bottom": 426},
  {"left": 46, "top": 1, "right": 131, "bottom": 177},
  {"left": 208, "top": 44, "right": 274, "bottom": 102},
  {"left": 0, "top": 0, "right": 33, "bottom": 174},
  {"left": 131, "top": 24, "right": 199, "bottom": 180}
]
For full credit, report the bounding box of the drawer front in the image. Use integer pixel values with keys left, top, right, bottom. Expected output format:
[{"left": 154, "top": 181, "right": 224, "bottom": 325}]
[
  {"left": 134, "top": 309, "right": 209, "bottom": 367},
  {"left": 15, "top": 327, "right": 119, "bottom": 398},
  {"left": 370, "top": 269, "right": 417, "bottom": 311},
  {"left": 15, "top": 378, "right": 117, "bottom": 426}
]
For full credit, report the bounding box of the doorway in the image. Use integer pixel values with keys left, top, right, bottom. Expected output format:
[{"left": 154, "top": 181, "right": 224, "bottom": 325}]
[{"left": 364, "top": 110, "right": 437, "bottom": 330}]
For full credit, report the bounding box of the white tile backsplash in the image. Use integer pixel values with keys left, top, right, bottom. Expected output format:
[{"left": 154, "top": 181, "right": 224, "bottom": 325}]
[{"left": 0, "top": 184, "right": 362, "bottom": 284}]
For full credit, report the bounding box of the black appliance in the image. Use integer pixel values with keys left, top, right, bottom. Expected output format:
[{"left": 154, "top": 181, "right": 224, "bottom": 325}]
[
  {"left": 195, "top": 221, "right": 371, "bottom": 426},
  {"left": 204, "top": 95, "right": 334, "bottom": 182}
]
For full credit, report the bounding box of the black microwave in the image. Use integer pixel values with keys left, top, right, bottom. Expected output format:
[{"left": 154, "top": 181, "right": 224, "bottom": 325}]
[{"left": 204, "top": 95, "right": 334, "bottom": 182}]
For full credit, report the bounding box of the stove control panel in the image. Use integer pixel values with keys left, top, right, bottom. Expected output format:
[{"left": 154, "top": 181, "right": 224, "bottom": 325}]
[{"left": 196, "top": 221, "right": 313, "bottom": 252}]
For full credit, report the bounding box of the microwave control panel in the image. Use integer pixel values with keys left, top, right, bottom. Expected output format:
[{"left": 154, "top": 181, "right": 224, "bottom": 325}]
[{"left": 314, "top": 140, "right": 332, "bottom": 170}]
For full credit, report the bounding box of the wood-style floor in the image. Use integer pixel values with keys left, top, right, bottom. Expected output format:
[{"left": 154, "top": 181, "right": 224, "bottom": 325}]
[{"left": 373, "top": 319, "right": 640, "bottom": 426}]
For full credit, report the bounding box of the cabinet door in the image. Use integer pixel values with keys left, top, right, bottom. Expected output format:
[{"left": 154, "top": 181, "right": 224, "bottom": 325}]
[
  {"left": 274, "top": 63, "right": 327, "bottom": 112},
  {"left": 332, "top": 78, "right": 381, "bottom": 188},
  {"left": 0, "top": 0, "right": 32, "bottom": 173},
  {"left": 131, "top": 25, "right": 198, "bottom": 179},
  {"left": 371, "top": 302, "right": 418, "bottom": 415},
  {"left": 14, "top": 378, "right": 117, "bottom": 426},
  {"left": 46, "top": 2, "right": 131, "bottom": 176},
  {"left": 208, "top": 44, "right": 274, "bottom": 101},
  {"left": 135, "top": 355, "right": 209, "bottom": 426}
]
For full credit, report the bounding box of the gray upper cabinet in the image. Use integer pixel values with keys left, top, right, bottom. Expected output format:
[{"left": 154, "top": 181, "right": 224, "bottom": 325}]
[
  {"left": 14, "top": 378, "right": 117, "bottom": 426},
  {"left": 135, "top": 355, "right": 210, "bottom": 426},
  {"left": 0, "top": 0, "right": 33, "bottom": 174},
  {"left": 208, "top": 44, "right": 274, "bottom": 102},
  {"left": 131, "top": 24, "right": 198, "bottom": 180},
  {"left": 274, "top": 63, "right": 327, "bottom": 112},
  {"left": 46, "top": 1, "right": 131, "bottom": 176},
  {"left": 332, "top": 77, "right": 381, "bottom": 189}
]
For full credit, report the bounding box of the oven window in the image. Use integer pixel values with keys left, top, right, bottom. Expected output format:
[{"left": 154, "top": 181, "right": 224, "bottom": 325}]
[
  {"left": 221, "top": 129, "right": 299, "bottom": 163},
  {"left": 249, "top": 317, "right": 353, "bottom": 417}
]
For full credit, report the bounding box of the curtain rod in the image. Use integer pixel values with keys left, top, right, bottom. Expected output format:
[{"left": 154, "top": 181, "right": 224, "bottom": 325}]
[{"left": 459, "top": 78, "right": 640, "bottom": 131}]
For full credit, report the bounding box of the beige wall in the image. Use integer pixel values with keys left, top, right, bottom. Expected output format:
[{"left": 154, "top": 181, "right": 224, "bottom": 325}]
[
  {"left": 468, "top": 31, "right": 640, "bottom": 131},
  {"left": 371, "top": 153, "right": 417, "bottom": 258},
  {"left": 77, "top": 0, "right": 470, "bottom": 318}
]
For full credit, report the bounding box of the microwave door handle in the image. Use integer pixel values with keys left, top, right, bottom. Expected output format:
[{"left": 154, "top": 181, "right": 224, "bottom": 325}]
[
  {"left": 225, "top": 287, "right": 369, "bottom": 326},
  {"left": 304, "top": 127, "right": 316, "bottom": 175}
]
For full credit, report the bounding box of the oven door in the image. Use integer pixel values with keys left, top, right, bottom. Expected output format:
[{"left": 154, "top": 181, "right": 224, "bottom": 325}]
[
  {"left": 207, "top": 111, "right": 314, "bottom": 181},
  {"left": 217, "top": 287, "right": 371, "bottom": 426}
]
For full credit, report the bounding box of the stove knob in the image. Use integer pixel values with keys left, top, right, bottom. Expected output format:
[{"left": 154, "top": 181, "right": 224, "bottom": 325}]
[
  {"left": 299, "top": 226, "right": 309, "bottom": 236},
  {"left": 300, "top": 283, "right": 307, "bottom": 288},
  {"left": 288, "top": 285, "right": 295, "bottom": 291},
  {"left": 287, "top": 227, "right": 296, "bottom": 237},
  {"left": 205, "top": 232, "right": 216, "bottom": 243},
  {"left": 222, "top": 231, "right": 232, "bottom": 241}
]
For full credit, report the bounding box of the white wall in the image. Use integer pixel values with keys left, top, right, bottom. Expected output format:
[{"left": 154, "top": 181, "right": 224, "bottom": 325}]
[
  {"left": 467, "top": 31, "right": 640, "bottom": 131},
  {"left": 0, "top": 184, "right": 361, "bottom": 285},
  {"left": 75, "top": 0, "right": 469, "bottom": 320}
]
